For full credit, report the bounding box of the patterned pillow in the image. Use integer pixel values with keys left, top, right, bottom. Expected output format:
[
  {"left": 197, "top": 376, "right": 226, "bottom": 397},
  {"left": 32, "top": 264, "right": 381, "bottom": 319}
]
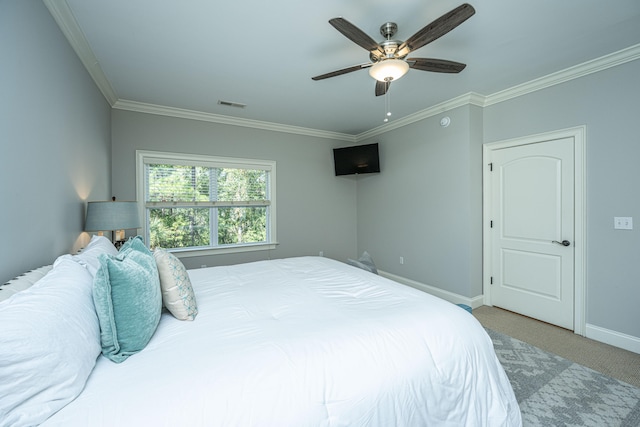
[{"left": 154, "top": 249, "right": 198, "bottom": 321}]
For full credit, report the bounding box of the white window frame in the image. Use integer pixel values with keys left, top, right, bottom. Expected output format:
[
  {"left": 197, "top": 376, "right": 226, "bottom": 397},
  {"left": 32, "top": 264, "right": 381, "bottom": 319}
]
[{"left": 136, "top": 150, "right": 277, "bottom": 257}]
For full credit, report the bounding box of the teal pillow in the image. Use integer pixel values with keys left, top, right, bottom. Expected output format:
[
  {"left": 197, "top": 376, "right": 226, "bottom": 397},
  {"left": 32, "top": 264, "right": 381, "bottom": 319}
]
[
  {"left": 93, "top": 247, "right": 162, "bottom": 363},
  {"left": 119, "top": 235, "right": 151, "bottom": 256}
]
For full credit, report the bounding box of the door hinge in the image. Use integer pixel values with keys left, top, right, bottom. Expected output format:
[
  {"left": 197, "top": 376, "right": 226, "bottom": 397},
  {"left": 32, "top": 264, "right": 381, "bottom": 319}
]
[
  {"left": 490, "top": 220, "right": 493, "bottom": 228},
  {"left": 489, "top": 162, "right": 493, "bottom": 171},
  {"left": 490, "top": 276, "right": 494, "bottom": 285}
]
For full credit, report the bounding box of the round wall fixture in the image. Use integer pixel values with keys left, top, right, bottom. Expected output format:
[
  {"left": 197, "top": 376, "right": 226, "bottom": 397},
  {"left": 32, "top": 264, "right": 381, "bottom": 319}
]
[{"left": 440, "top": 116, "right": 451, "bottom": 127}]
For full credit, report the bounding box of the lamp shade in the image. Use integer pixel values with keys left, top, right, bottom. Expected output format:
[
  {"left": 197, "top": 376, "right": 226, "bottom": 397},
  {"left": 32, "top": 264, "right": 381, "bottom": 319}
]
[
  {"left": 369, "top": 59, "right": 410, "bottom": 82},
  {"left": 85, "top": 201, "right": 141, "bottom": 232}
]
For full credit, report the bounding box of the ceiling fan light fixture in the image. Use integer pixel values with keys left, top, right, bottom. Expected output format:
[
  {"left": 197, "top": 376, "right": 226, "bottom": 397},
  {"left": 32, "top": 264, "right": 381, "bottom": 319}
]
[{"left": 369, "top": 59, "right": 409, "bottom": 82}]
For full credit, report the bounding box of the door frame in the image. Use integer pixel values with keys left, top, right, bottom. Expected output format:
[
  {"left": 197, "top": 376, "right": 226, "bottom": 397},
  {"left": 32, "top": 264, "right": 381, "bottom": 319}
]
[{"left": 482, "top": 126, "right": 586, "bottom": 335}]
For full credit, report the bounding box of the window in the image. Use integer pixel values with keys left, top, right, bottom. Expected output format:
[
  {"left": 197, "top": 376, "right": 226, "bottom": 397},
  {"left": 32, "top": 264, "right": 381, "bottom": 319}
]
[{"left": 136, "top": 150, "right": 276, "bottom": 256}]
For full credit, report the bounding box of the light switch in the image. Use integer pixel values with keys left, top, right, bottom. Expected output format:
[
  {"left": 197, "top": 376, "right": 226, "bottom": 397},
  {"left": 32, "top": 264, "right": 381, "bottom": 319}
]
[{"left": 614, "top": 217, "right": 633, "bottom": 230}]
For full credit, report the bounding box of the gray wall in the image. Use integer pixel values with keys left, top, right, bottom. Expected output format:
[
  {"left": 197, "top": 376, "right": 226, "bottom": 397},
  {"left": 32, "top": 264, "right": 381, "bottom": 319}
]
[
  {"left": 6, "top": 0, "right": 637, "bottom": 341},
  {"left": 0, "top": 1, "right": 111, "bottom": 284},
  {"left": 357, "top": 105, "right": 484, "bottom": 298},
  {"left": 111, "top": 110, "right": 357, "bottom": 269},
  {"left": 484, "top": 60, "right": 640, "bottom": 339},
  {"left": 356, "top": 59, "right": 640, "bottom": 339}
]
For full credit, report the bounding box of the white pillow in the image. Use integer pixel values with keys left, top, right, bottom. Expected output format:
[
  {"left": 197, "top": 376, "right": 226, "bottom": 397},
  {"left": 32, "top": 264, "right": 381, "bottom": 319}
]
[
  {"left": 72, "top": 235, "right": 118, "bottom": 276},
  {"left": 154, "top": 249, "right": 198, "bottom": 320},
  {"left": 0, "top": 257, "right": 101, "bottom": 426}
]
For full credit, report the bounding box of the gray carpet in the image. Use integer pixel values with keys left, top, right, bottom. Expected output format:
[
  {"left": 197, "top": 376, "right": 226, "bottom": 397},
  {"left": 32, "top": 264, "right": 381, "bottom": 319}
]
[{"left": 486, "top": 328, "right": 640, "bottom": 426}]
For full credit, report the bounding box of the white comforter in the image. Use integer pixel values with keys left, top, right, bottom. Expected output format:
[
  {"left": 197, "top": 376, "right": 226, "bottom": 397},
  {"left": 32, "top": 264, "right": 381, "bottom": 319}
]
[{"left": 43, "top": 256, "right": 521, "bottom": 426}]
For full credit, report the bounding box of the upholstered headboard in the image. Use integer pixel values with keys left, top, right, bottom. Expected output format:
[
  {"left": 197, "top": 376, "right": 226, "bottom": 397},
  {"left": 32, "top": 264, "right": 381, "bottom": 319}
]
[
  {"left": 0, "top": 241, "right": 99, "bottom": 303},
  {"left": 0, "top": 265, "right": 53, "bottom": 303}
]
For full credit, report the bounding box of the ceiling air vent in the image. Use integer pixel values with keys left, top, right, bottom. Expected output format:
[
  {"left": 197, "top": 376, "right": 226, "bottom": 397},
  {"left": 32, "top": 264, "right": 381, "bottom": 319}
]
[{"left": 218, "top": 100, "right": 247, "bottom": 109}]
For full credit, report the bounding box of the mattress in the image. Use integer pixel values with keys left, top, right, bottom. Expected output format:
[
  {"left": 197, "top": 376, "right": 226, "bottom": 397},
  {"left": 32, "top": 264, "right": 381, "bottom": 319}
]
[{"left": 42, "top": 256, "right": 521, "bottom": 426}]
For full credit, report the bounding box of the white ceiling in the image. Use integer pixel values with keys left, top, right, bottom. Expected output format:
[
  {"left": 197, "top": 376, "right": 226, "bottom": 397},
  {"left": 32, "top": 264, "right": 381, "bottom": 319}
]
[{"left": 48, "top": 0, "right": 640, "bottom": 137}]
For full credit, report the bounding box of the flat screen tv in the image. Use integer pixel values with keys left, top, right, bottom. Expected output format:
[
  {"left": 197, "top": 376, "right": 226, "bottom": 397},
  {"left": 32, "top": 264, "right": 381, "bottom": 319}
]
[{"left": 333, "top": 143, "right": 380, "bottom": 176}]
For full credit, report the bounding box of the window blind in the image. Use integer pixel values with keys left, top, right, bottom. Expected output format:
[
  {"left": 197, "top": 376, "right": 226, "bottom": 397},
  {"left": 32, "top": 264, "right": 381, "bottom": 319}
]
[{"left": 145, "top": 164, "right": 270, "bottom": 208}]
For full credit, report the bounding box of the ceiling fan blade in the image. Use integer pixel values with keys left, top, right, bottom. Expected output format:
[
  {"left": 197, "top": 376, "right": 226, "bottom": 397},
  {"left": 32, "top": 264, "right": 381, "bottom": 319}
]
[
  {"left": 375, "top": 80, "right": 390, "bottom": 96},
  {"left": 397, "top": 3, "right": 475, "bottom": 57},
  {"left": 329, "top": 17, "right": 383, "bottom": 54},
  {"left": 312, "top": 63, "right": 372, "bottom": 81},
  {"left": 408, "top": 58, "right": 466, "bottom": 73}
]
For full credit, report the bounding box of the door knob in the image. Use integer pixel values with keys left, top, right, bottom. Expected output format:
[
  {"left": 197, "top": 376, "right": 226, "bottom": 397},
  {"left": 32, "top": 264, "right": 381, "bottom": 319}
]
[{"left": 552, "top": 240, "right": 571, "bottom": 247}]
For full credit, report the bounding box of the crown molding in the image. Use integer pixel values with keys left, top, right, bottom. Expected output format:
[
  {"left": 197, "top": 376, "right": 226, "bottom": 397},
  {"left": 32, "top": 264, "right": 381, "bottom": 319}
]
[
  {"left": 356, "top": 43, "right": 640, "bottom": 141},
  {"left": 485, "top": 43, "right": 640, "bottom": 107},
  {"left": 43, "top": 0, "right": 118, "bottom": 106},
  {"left": 113, "top": 100, "right": 356, "bottom": 142},
  {"left": 45, "top": 0, "right": 639, "bottom": 141},
  {"left": 356, "top": 92, "right": 485, "bottom": 141}
]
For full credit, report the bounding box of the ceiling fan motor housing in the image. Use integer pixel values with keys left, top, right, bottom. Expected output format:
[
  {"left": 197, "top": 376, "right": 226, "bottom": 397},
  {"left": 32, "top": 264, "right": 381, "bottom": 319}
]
[
  {"left": 380, "top": 22, "right": 398, "bottom": 38},
  {"left": 369, "top": 22, "right": 403, "bottom": 62}
]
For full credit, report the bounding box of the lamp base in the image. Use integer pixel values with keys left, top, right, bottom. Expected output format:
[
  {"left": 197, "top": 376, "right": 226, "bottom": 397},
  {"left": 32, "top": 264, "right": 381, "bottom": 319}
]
[{"left": 113, "top": 230, "right": 126, "bottom": 249}]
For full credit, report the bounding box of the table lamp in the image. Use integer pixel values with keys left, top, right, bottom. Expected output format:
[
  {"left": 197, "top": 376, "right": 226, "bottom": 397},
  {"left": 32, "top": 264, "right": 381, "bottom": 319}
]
[{"left": 85, "top": 197, "right": 141, "bottom": 246}]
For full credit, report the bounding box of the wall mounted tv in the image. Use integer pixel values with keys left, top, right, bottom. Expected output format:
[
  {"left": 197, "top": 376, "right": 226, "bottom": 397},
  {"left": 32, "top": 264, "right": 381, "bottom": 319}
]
[{"left": 333, "top": 143, "right": 380, "bottom": 176}]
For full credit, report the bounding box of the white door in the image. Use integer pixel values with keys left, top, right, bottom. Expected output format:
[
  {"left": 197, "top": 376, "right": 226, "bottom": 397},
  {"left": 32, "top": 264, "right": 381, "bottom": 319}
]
[{"left": 489, "top": 137, "right": 575, "bottom": 329}]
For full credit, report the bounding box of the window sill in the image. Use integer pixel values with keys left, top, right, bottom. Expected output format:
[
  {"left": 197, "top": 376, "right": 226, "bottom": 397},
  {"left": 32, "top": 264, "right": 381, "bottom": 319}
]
[{"left": 168, "top": 242, "right": 279, "bottom": 258}]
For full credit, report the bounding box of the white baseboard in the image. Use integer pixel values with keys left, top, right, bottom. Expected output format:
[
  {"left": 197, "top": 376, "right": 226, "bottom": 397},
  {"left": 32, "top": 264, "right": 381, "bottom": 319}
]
[
  {"left": 586, "top": 324, "right": 640, "bottom": 355},
  {"left": 380, "top": 271, "right": 640, "bottom": 355},
  {"left": 378, "top": 270, "right": 484, "bottom": 309}
]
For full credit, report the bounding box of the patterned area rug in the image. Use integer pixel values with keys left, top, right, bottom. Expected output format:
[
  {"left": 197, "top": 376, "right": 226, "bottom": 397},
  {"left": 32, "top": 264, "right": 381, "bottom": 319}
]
[{"left": 486, "top": 328, "right": 640, "bottom": 426}]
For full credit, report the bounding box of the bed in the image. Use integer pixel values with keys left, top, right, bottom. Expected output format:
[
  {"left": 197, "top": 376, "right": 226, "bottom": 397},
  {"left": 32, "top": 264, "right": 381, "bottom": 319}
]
[{"left": 0, "top": 236, "right": 521, "bottom": 426}]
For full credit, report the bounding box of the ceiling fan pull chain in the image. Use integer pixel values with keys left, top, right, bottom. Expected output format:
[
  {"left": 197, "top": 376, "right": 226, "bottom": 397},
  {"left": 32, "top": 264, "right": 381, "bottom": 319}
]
[
  {"left": 384, "top": 82, "right": 392, "bottom": 123},
  {"left": 383, "top": 89, "right": 388, "bottom": 122}
]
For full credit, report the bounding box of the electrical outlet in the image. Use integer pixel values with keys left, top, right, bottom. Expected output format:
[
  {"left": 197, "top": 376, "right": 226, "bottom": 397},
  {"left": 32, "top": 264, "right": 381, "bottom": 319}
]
[
  {"left": 200, "top": 265, "right": 207, "bottom": 268},
  {"left": 614, "top": 217, "right": 633, "bottom": 230},
  {"left": 399, "top": 256, "right": 404, "bottom": 265},
  {"left": 319, "top": 251, "right": 324, "bottom": 257}
]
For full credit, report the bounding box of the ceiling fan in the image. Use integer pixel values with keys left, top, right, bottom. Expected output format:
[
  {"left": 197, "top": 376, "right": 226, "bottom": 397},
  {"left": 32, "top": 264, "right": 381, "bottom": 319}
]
[{"left": 312, "top": 3, "right": 475, "bottom": 96}]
